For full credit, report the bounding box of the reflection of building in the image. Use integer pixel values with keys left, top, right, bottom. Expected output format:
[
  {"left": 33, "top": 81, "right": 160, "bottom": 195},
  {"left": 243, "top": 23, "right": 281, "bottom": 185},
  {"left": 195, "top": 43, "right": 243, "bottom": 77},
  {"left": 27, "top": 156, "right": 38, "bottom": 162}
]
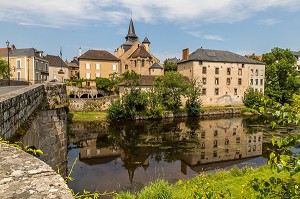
[
  {"left": 179, "top": 118, "right": 263, "bottom": 173},
  {"left": 178, "top": 48, "right": 265, "bottom": 106}
]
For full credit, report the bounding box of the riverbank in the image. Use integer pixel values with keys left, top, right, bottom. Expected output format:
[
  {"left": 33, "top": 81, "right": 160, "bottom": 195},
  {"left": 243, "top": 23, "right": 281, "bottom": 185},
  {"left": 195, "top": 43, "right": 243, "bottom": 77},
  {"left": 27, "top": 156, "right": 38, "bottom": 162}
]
[
  {"left": 116, "top": 165, "right": 300, "bottom": 198},
  {"left": 69, "top": 106, "right": 245, "bottom": 122}
]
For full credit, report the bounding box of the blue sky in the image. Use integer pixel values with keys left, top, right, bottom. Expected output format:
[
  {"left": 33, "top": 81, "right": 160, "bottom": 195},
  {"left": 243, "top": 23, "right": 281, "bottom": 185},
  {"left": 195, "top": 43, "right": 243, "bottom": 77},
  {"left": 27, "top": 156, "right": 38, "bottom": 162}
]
[{"left": 1, "top": 0, "right": 300, "bottom": 62}]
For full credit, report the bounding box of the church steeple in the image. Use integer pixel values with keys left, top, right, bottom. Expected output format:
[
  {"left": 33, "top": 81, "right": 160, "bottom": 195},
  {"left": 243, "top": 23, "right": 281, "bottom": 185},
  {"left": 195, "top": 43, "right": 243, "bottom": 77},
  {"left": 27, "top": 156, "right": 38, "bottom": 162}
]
[{"left": 125, "top": 18, "right": 138, "bottom": 42}]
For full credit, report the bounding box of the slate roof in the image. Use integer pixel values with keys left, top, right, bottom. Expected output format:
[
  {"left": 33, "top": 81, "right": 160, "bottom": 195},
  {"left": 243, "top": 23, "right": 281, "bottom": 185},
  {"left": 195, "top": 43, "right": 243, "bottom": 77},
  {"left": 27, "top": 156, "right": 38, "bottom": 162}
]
[
  {"left": 119, "top": 75, "right": 160, "bottom": 86},
  {"left": 149, "top": 62, "right": 163, "bottom": 69},
  {"left": 45, "top": 55, "right": 68, "bottom": 67},
  {"left": 292, "top": 51, "right": 300, "bottom": 57},
  {"left": 166, "top": 57, "right": 180, "bottom": 64},
  {"left": 78, "top": 50, "right": 120, "bottom": 61},
  {"left": 180, "top": 48, "right": 264, "bottom": 65},
  {"left": 130, "top": 46, "right": 151, "bottom": 58},
  {"left": 142, "top": 36, "right": 150, "bottom": 44}
]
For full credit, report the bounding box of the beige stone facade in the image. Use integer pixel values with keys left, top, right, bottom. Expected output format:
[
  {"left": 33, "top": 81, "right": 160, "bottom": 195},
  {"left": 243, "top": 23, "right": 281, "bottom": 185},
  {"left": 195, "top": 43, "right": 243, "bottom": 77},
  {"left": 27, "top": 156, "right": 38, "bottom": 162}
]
[
  {"left": 0, "top": 48, "right": 49, "bottom": 84},
  {"left": 178, "top": 48, "right": 265, "bottom": 106},
  {"left": 45, "top": 55, "right": 70, "bottom": 82},
  {"left": 114, "top": 19, "right": 163, "bottom": 76}
]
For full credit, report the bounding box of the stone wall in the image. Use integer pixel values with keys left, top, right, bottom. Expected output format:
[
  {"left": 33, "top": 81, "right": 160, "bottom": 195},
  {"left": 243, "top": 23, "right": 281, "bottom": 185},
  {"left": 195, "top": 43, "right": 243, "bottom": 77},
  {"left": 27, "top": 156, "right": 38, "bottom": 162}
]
[
  {"left": 0, "top": 84, "right": 44, "bottom": 139},
  {"left": 0, "top": 143, "right": 73, "bottom": 199},
  {"left": 0, "top": 79, "right": 30, "bottom": 86},
  {"left": 68, "top": 95, "right": 118, "bottom": 112}
]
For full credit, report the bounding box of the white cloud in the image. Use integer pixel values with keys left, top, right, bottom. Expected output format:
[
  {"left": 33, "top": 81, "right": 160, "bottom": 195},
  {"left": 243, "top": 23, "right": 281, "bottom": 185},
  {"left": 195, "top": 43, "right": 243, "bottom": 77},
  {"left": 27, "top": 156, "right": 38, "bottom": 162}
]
[
  {"left": 0, "top": 0, "right": 299, "bottom": 27},
  {"left": 187, "top": 31, "right": 225, "bottom": 41},
  {"left": 258, "top": 18, "right": 281, "bottom": 26}
]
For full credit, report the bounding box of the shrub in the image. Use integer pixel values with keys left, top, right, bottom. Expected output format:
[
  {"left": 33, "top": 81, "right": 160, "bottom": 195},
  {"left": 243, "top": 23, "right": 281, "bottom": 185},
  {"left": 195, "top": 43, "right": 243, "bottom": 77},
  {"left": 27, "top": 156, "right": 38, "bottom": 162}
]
[
  {"left": 186, "top": 99, "right": 201, "bottom": 116},
  {"left": 115, "top": 192, "right": 136, "bottom": 199},
  {"left": 137, "top": 180, "right": 173, "bottom": 199},
  {"left": 107, "top": 99, "right": 125, "bottom": 120},
  {"left": 243, "top": 88, "right": 263, "bottom": 109}
]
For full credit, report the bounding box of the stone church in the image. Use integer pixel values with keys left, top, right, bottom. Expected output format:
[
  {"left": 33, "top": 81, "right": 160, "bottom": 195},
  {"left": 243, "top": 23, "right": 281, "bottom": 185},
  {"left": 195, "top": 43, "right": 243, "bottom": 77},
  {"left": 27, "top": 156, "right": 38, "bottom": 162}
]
[{"left": 114, "top": 19, "right": 163, "bottom": 76}]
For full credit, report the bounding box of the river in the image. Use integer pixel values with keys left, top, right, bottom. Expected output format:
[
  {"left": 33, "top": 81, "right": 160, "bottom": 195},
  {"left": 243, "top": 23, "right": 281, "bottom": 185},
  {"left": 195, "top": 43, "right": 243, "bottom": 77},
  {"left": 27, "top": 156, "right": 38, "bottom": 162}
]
[{"left": 67, "top": 116, "right": 275, "bottom": 194}]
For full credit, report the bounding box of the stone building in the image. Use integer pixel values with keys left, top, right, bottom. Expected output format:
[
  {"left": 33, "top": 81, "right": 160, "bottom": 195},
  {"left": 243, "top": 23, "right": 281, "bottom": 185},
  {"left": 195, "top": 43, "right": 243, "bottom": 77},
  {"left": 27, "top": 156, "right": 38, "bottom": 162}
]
[
  {"left": 78, "top": 50, "right": 120, "bottom": 87},
  {"left": 0, "top": 47, "right": 49, "bottom": 84},
  {"left": 114, "top": 19, "right": 163, "bottom": 76},
  {"left": 177, "top": 48, "right": 265, "bottom": 106},
  {"left": 45, "top": 54, "right": 70, "bottom": 82},
  {"left": 66, "top": 57, "right": 79, "bottom": 80}
]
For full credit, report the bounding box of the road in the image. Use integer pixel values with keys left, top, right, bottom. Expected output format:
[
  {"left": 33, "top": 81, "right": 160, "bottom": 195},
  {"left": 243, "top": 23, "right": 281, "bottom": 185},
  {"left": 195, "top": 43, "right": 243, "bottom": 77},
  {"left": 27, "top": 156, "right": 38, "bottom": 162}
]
[{"left": 0, "top": 85, "right": 29, "bottom": 96}]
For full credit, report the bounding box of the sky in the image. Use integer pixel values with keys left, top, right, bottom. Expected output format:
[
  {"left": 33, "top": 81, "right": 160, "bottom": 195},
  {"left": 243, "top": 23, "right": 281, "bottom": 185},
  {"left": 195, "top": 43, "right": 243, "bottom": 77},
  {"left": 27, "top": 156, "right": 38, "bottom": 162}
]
[{"left": 0, "top": 0, "right": 300, "bottom": 62}]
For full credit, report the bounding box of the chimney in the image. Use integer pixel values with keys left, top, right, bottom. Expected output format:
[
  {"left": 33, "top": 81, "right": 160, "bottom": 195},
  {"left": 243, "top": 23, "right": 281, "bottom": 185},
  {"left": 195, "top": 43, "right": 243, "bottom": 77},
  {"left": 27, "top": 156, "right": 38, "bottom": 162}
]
[{"left": 182, "top": 48, "right": 189, "bottom": 60}]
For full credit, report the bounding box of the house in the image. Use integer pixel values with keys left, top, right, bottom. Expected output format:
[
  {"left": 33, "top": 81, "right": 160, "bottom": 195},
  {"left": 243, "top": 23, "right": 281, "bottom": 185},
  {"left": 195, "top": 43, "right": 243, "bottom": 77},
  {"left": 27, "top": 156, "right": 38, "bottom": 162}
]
[
  {"left": 177, "top": 48, "right": 265, "bottom": 106},
  {"left": 292, "top": 51, "right": 300, "bottom": 75},
  {"left": 78, "top": 49, "right": 120, "bottom": 87},
  {"left": 114, "top": 19, "right": 163, "bottom": 76},
  {"left": 0, "top": 47, "right": 49, "bottom": 84},
  {"left": 45, "top": 55, "right": 69, "bottom": 82},
  {"left": 66, "top": 57, "right": 79, "bottom": 79}
]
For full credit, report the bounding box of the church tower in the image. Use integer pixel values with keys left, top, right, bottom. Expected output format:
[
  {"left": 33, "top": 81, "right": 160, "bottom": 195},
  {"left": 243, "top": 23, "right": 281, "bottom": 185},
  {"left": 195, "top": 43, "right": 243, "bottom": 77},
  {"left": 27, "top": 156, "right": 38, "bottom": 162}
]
[
  {"left": 142, "top": 36, "right": 150, "bottom": 53},
  {"left": 122, "top": 19, "right": 139, "bottom": 52}
]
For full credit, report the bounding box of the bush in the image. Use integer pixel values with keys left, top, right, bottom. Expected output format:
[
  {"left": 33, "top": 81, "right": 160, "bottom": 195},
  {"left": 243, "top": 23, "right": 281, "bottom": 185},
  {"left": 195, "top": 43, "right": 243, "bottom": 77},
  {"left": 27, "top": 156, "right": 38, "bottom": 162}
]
[
  {"left": 186, "top": 99, "right": 201, "bottom": 116},
  {"left": 243, "top": 88, "right": 263, "bottom": 109},
  {"left": 115, "top": 192, "right": 136, "bottom": 199},
  {"left": 107, "top": 99, "right": 125, "bottom": 120}
]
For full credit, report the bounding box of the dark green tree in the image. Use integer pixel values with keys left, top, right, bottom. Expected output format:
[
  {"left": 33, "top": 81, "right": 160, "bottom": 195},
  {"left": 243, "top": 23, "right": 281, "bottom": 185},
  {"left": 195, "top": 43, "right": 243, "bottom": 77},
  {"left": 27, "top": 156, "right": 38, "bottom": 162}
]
[
  {"left": 0, "top": 57, "right": 8, "bottom": 78},
  {"left": 185, "top": 78, "right": 202, "bottom": 116},
  {"left": 95, "top": 77, "right": 114, "bottom": 93},
  {"left": 243, "top": 88, "right": 264, "bottom": 109},
  {"left": 262, "top": 47, "right": 300, "bottom": 104},
  {"left": 163, "top": 60, "right": 178, "bottom": 72}
]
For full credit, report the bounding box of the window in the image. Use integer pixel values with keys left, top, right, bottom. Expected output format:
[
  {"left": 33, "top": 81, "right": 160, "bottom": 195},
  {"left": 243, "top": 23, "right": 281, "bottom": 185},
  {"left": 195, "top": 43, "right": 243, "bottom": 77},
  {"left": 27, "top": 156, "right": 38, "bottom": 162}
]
[
  {"left": 133, "top": 60, "right": 136, "bottom": 67},
  {"left": 125, "top": 64, "right": 128, "bottom": 70},
  {"left": 260, "top": 69, "right": 264, "bottom": 76},
  {"left": 214, "top": 130, "right": 218, "bottom": 136},
  {"left": 202, "top": 77, "right": 206, "bottom": 85},
  {"left": 260, "top": 79, "right": 263, "bottom": 85},
  {"left": 112, "top": 64, "right": 117, "bottom": 71},
  {"left": 215, "top": 67, "right": 219, "bottom": 75},
  {"left": 233, "top": 128, "right": 237, "bottom": 135},
  {"left": 200, "top": 142, "right": 205, "bottom": 149},
  {"left": 215, "top": 88, "right": 219, "bottom": 95},
  {"left": 201, "top": 152, "right": 205, "bottom": 159},
  {"left": 227, "top": 68, "right": 231, "bottom": 75},
  {"left": 85, "top": 63, "right": 90, "bottom": 70},
  {"left": 202, "top": 66, "right": 207, "bottom": 74},
  {"left": 225, "top": 139, "right": 229, "bottom": 145},
  {"left": 86, "top": 73, "right": 90, "bottom": 79},
  {"left": 141, "top": 60, "right": 145, "bottom": 67},
  {"left": 238, "top": 68, "right": 242, "bottom": 75},
  {"left": 236, "top": 137, "right": 240, "bottom": 143},
  {"left": 201, "top": 132, "right": 205, "bottom": 138},
  {"left": 255, "top": 79, "right": 258, "bottom": 85},
  {"left": 242, "top": 64, "right": 245, "bottom": 68},
  {"left": 35, "top": 72, "right": 38, "bottom": 81},
  {"left": 96, "top": 73, "right": 100, "bottom": 78},
  {"left": 17, "top": 71, "right": 21, "bottom": 80},
  {"left": 215, "top": 78, "right": 219, "bottom": 85},
  {"left": 255, "top": 69, "right": 258, "bottom": 76},
  {"left": 250, "top": 79, "right": 253, "bottom": 85},
  {"left": 213, "top": 151, "right": 218, "bottom": 157},
  {"left": 238, "top": 78, "right": 242, "bottom": 85},
  {"left": 225, "top": 148, "right": 229, "bottom": 153},
  {"left": 96, "top": 64, "right": 100, "bottom": 70},
  {"left": 35, "top": 61, "right": 38, "bottom": 69},
  {"left": 202, "top": 88, "right": 206, "bottom": 95},
  {"left": 234, "top": 88, "right": 237, "bottom": 95},
  {"left": 251, "top": 69, "right": 254, "bottom": 75},
  {"left": 213, "top": 140, "right": 218, "bottom": 148},
  {"left": 226, "top": 78, "right": 231, "bottom": 85},
  {"left": 17, "top": 60, "right": 21, "bottom": 68},
  {"left": 45, "top": 63, "right": 48, "bottom": 71}
]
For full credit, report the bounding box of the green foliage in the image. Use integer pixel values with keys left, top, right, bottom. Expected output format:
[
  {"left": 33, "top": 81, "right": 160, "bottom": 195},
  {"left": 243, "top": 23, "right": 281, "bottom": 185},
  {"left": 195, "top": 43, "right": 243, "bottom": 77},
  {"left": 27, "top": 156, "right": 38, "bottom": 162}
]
[
  {"left": 185, "top": 79, "right": 202, "bottom": 116},
  {"left": 115, "top": 192, "right": 135, "bottom": 199},
  {"left": 163, "top": 60, "right": 178, "bottom": 72},
  {"left": 137, "top": 180, "right": 173, "bottom": 199},
  {"left": 0, "top": 57, "right": 8, "bottom": 78},
  {"left": 95, "top": 77, "right": 115, "bottom": 92},
  {"left": 243, "top": 88, "right": 264, "bottom": 109},
  {"left": 107, "top": 99, "right": 126, "bottom": 120},
  {"left": 263, "top": 47, "right": 300, "bottom": 104}
]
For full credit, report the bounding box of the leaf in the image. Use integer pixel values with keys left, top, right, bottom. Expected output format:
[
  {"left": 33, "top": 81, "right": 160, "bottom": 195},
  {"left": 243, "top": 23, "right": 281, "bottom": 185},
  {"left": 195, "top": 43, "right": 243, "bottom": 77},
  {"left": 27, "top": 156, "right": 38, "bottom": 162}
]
[{"left": 277, "top": 164, "right": 284, "bottom": 172}]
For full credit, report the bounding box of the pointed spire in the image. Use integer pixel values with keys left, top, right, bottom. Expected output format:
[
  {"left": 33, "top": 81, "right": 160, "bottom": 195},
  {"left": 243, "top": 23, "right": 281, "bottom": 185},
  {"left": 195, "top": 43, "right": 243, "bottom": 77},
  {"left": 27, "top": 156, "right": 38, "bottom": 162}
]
[
  {"left": 125, "top": 18, "right": 138, "bottom": 42},
  {"left": 142, "top": 36, "right": 150, "bottom": 44}
]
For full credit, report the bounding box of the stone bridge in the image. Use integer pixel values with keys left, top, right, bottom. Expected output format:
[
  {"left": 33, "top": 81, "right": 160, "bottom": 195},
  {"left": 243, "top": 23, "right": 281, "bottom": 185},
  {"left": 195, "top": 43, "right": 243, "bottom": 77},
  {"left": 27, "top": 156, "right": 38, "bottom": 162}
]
[{"left": 0, "top": 83, "right": 73, "bottom": 198}]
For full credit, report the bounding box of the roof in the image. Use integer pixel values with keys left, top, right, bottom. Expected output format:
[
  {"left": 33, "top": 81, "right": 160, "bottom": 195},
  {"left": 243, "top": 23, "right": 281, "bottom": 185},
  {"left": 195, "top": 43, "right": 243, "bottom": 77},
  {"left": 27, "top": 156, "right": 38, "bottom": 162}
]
[
  {"left": 0, "top": 48, "right": 8, "bottom": 56},
  {"left": 130, "top": 46, "right": 151, "bottom": 58},
  {"left": 150, "top": 62, "right": 163, "bottom": 69},
  {"left": 292, "top": 51, "right": 300, "bottom": 57},
  {"left": 166, "top": 57, "right": 180, "bottom": 64},
  {"left": 78, "top": 50, "right": 120, "bottom": 61},
  {"left": 142, "top": 36, "right": 150, "bottom": 44},
  {"left": 119, "top": 75, "right": 161, "bottom": 86},
  {"left": 45, "top": 55, "right": 68, "bottom": 67},
  {"left": 125, "top": 19, "right": 138, "bottom": 41},
  {"left": 180, "top": 48, "right": 264, "bottom": 65}
]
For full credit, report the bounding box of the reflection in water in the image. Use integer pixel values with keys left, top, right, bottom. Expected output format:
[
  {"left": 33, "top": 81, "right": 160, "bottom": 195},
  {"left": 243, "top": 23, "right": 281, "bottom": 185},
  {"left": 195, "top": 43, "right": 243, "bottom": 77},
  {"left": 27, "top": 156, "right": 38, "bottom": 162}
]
[{"left": 68, "top": 117, "right": 266, "bottom": 193}]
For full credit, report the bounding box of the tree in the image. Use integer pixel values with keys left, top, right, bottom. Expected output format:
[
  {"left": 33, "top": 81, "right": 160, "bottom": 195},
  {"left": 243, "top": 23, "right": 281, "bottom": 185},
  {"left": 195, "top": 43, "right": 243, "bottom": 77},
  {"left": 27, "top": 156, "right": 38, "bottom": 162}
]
[
  {"left": 95, "top": 77, "right": 114, "bottom": 93},
  {"left": 0, "top": 57, "right": 8, "bottom": 78},
  {"left": 185, "top": 78, "right": 202, "bottom": 116},
  {"left": 243, "top": 88, "right": 264, "bottom": 109},
  {"left": 262, "top": 47, "right": 300, "bottom": 104},
  {"left": 163, "top": 60, "right": 178, "bottom": 72}
]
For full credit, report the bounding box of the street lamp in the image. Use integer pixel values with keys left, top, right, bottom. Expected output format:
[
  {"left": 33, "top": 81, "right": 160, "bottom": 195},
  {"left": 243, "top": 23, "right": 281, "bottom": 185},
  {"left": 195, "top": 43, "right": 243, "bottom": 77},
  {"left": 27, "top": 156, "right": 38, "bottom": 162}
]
[{"left": 6, "top": 40, "right": 10, "bottom": 86}]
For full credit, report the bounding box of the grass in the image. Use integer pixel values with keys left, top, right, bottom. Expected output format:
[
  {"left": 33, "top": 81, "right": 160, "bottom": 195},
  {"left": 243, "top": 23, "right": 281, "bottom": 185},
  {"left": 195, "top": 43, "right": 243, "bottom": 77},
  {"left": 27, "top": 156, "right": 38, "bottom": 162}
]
[
  {"left": 68, "top": 112, "right": 107, "bottom": 122},
  {"left": 115, "top": 166, "right": 300, "bottom": 199}
]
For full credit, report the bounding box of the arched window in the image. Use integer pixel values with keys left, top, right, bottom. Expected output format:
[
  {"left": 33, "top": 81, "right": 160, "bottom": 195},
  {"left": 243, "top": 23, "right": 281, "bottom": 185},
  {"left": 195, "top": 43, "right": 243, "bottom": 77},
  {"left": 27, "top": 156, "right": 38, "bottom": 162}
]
[
  {"left": 125, "top": 64, "right": 128, "bottom": 70},
  {"left": 141, "top": 60, "right": 145, "bottom": 67}
]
